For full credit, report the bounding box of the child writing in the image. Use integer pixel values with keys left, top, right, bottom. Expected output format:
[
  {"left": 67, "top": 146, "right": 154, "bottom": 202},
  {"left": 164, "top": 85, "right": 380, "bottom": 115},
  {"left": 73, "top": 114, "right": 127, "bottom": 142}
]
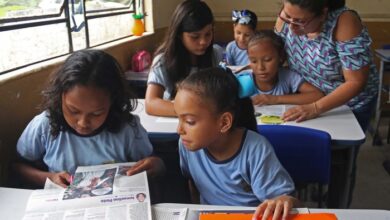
[
  {"left": 173, "top": 67, "right": 299, "bottom": 220},
  {"left": 225, "top": 9, "right": 257, "bottom": 66},
  {"left": 145, "top": 0, "right": 223, "bottom": 117},
  {"left": 247, "top": 30, "right": 324, "bottom": 106},
  {"left": 14, "top": 49, "right": 165, "bottom": 188}
]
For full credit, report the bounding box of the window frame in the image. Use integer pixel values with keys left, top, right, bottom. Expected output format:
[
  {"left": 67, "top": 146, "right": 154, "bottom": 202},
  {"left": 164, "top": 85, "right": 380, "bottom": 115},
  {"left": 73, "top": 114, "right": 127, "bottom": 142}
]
[{"left": 0, "top": 0, "right": 144, "bottom": 74}]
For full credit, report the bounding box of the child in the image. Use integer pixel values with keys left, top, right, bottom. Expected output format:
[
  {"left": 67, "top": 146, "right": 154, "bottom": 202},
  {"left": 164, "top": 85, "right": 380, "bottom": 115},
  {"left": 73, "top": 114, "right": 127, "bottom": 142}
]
[
  {"left": 145, "top": 0, "right": 223, "bottom": 117},
  {"left": 247, "top": 30, "right": 324, "bottom": 106},
  {"left": 174, "top": 67, "right": 299, "bottom": 220},
  {"left": 14, "top": 49, "right": 165, "bottom": 188},
  {"left": 225, "top": 9, "right": 257, "bottom": 66}
]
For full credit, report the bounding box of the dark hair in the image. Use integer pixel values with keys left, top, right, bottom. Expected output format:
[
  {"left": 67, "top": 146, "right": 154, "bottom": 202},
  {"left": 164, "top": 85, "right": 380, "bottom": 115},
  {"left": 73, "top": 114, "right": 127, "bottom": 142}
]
[
  {"left": 137, "top": 193, "right": 146, "bottom": 198},
  {"left": 177, "top": 67, "right": 257, "bottom": 132},
  {"left": 232, "top": 9, "right": 258, "bottom": 30},
  {"left": 283, "top": 0, "right": 345, "bottom": 15},
  {"left": 41, "top": 49, "right": 137, "bottom": 137},
  {"left": 248, "top": 29, "right": 286, "bottom": 65},
  {"left": 154, "top": 0, "right": 215, "bottom": 99}
]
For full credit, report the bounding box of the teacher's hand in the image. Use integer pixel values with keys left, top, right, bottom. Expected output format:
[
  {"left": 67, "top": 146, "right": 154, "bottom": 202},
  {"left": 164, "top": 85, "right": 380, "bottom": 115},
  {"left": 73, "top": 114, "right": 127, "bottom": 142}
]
[{"left": 282, "top": 103, "right": 319, "bottom": 122}]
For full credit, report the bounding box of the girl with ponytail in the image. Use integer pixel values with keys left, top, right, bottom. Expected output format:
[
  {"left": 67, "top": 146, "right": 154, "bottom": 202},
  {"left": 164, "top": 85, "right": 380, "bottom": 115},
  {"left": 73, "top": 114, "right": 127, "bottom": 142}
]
[{"left": 174, "top": 67, "right": 299, "bottom": 219}]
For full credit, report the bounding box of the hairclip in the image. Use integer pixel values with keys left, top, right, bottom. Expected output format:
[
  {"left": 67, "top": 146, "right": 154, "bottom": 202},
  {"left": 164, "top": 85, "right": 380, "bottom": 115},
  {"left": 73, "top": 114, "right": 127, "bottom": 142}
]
[
  {"left": 218, "top": 61, "right": 228, "bottom": 71},
  {"left": 232, "top": 10, "right": 252, "bottom": 25},
  {"left": 219, "top": 62, "right": 256, "bottom": 98}
]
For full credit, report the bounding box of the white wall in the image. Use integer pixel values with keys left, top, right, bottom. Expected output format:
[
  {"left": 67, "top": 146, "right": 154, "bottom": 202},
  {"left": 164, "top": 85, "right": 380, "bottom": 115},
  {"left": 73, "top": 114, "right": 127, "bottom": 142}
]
[
  {"left": 204, "top": 0, "right": 390, "bottom": 21},
  {"left": 347, "top": 0, "right": 390, "bottom": 20},
  {"left": 150, "top": 0, "right": 182, "bottom": 29}
]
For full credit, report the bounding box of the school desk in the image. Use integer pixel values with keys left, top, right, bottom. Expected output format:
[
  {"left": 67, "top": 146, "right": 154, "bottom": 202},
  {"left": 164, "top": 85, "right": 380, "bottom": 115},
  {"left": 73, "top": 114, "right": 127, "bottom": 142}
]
[
  {"left": 153, "top": 203, "right": 390, "bottom": 220},
  {"left": 2, "top": 187, "right": 390, "bottom": 220},
  {"left": 134, "top": 99, "right": 365, "bottom": 146},
  {"left": 133, "top": 99, "right": 365, "bottom": 209}
]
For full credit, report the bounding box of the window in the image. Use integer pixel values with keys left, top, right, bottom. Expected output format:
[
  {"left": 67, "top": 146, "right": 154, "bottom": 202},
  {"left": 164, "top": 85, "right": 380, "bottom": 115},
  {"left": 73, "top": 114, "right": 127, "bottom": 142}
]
[{"left": 0, "top": 0, "right": 145, "bottom": 74}]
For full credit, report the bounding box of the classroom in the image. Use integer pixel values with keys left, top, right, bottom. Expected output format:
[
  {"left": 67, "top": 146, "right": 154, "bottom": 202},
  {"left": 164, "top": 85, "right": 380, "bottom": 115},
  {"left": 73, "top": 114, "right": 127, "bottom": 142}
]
[{"left": 1, "top": 0, "right": 390, "bottom": 219}]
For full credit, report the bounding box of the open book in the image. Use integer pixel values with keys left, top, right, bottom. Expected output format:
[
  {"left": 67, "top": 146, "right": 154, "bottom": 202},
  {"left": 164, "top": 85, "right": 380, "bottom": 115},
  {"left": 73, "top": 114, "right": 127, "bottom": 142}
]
[
  {"left": 255, "top": 105, "right": 288, "bottom": 125},
  {"left": 22, "top": 162, "right": 152, "bottom": 220},
  {"left": 227, "top": 65, "right": 250, "bottom": 73}
]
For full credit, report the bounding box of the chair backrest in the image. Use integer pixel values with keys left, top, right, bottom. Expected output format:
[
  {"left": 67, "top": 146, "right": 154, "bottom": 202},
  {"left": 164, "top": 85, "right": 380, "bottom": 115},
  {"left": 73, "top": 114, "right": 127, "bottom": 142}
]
[{"left": 258, "top": 125, "right": 331, "bottom": 185}]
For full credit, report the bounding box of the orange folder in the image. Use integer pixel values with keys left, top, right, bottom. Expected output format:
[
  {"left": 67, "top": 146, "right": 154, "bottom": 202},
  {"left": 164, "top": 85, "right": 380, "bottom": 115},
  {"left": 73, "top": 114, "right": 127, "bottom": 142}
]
[{"left": 199, "top": 212, "right": 337, "bottom": 220}]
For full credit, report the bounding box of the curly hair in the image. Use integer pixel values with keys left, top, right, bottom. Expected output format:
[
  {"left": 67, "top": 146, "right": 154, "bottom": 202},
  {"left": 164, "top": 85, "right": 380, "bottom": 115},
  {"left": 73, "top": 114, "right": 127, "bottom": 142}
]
[{"left": 41, "top": 49, "right": 137, "bottom": 137}]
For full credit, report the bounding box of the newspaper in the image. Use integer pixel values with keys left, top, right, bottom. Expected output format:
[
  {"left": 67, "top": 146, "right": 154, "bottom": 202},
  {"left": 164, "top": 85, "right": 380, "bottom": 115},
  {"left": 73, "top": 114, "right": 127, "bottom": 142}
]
[{"left": 22, "top": 162, "right": 152, "bottom": 220}]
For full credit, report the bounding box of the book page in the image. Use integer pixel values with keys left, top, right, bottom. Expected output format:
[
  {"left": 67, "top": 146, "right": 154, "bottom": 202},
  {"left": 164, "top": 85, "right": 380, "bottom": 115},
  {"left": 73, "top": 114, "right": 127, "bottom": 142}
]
[{"left": 254, "top": 105, "right": 288, "bottom": 125}]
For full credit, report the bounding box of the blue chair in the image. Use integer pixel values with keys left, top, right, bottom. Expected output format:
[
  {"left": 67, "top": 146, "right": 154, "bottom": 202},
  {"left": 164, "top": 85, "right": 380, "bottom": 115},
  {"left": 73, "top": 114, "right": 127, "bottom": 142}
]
[{"left": 258, "top": 125, "right": 331, "bottom": 207}]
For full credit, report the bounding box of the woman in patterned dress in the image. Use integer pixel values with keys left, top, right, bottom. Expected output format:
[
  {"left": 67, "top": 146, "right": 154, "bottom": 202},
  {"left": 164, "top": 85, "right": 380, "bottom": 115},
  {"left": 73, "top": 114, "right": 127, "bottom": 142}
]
[
  {"left": 275, "top": 0, "right": 378, "bottom": 132},
  {"left": 274, "top": 0, "right": 379, "bottom": 208}
]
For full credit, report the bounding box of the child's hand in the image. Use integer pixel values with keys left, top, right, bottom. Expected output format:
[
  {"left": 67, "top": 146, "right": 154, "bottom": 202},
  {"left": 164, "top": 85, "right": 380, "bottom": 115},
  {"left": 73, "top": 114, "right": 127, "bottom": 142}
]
[
  {"left": 49, "top": 171, "right": 72, "bottom": 188},
  {"left": 282, "top": 102, "right": 319, "bottom": 122},
  {"left": 253, "top": 195, "right": 298, "bottom": 220},
  {"left": 126, "top": 156, "right": 166, "bottom": 177},
  {"left": 251, "top": 94, "right": 277, "bottom": 106}
]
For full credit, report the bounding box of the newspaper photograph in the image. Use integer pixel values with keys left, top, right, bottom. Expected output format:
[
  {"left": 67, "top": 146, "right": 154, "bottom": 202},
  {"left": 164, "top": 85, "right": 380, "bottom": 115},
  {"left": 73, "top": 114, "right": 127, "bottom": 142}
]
[{"left": 22, "top": 162, "right": 152, "bottom": 220}]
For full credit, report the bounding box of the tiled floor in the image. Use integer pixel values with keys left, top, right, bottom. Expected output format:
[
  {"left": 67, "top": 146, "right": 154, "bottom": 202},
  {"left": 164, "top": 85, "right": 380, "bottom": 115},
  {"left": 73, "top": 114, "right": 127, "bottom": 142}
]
[{"left": 349, "top": 119, "right": 390, "bottom": 209}]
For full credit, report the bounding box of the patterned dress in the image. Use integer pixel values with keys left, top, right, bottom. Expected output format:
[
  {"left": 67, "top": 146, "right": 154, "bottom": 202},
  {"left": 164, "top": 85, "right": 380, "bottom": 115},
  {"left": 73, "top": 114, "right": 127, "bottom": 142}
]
[{"left": 277, "top": 7, "right": 378, "bottom": 110}]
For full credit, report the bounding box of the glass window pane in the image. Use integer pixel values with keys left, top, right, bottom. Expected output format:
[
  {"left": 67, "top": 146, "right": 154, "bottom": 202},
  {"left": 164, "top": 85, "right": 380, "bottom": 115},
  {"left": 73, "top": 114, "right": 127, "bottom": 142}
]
[
  {"left": 0, "top": 0, "right": 64, "bottom": 19},
  {"left": 71, "top": 25, "right": 87, "bottom": 51},
  {"left": 88, "top": 13, "right": 132, "bottom": 46},
  {"left": 0, "top": 23, "right": 69, "bottom": 72},
  {"left": 85, "top": 0, "right": 132, "bottom": 11}
]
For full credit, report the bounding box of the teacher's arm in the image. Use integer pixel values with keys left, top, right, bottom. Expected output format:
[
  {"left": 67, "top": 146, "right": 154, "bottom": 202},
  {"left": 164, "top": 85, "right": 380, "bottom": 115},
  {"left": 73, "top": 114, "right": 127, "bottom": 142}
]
[{"left": 315, "top": 66, "right": 369, "bottom": 112}]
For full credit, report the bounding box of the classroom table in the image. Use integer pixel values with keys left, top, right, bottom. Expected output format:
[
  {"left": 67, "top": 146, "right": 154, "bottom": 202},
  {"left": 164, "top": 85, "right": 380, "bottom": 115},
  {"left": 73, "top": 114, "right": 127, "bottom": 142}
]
[
  {"left": 133, "top": 99, "right": 365, "bottom": 208},
  {"left": 154, "top": 203, "right": 390, "bottom": 220},
  {"left": 0, "top": 187, "right": 31, "bottom": 220},
  {"left": 134, "top": 99, "right": 365, "bottom": 146},
  {"left": 3, "top": 188, "right": 390, "bottom": 220}
]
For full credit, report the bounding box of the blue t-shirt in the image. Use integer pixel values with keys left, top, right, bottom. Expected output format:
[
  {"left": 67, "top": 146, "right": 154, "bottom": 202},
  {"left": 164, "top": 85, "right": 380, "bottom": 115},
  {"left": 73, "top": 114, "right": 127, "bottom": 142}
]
[
  {"left": 225, "top": 40, "right": 249, "bottom": 66},
  {"left": 179, "top": 129, "right": 295, "bottom": 206},
  {"left": 252, "top": 68, "right": 304, "bottom": 96},
  {"left": 148, "top": 44, "right": 224, "bottom": 100},
  {"left": 17, "top": 112, "right": 153, "bottom": 174}
]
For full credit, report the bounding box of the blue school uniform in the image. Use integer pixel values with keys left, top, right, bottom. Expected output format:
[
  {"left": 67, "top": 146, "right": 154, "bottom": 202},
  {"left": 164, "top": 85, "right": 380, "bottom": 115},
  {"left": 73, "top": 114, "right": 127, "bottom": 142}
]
[
  {"left": 252, "top": 68, "right": 304, "bottom": 95},
  {"left": 17, "top": 112, "right": 153, "bottom": 174},
  {"left": 179, "top": 129, "right": 295, "bottom": 206},
  {"left": 225, "top": 40, "right": 249, "bottom": 66}
]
